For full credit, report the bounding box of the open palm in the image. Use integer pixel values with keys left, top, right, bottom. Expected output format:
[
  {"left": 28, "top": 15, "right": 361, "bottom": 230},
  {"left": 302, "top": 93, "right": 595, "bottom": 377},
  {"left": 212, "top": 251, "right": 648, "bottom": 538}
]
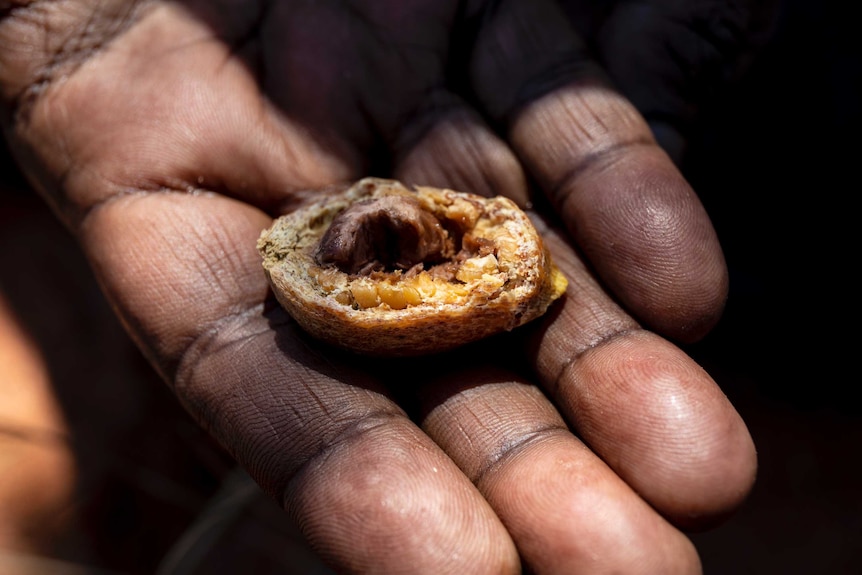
[{"left": 0, "top": 1, "right": 768, "bottom": 572}]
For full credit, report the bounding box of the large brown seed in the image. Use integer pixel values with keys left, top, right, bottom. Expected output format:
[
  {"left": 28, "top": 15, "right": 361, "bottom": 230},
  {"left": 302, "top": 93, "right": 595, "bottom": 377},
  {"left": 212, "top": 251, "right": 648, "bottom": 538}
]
[{"left": 315, "top": 195, "right": 452, "bottom": 274}]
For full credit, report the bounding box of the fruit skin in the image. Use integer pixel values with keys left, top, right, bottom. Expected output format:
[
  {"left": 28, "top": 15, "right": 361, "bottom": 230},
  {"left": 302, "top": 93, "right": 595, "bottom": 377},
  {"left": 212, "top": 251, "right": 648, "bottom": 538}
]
[{"left": 257, "top": 178, "right": 567, "bottom": 357}]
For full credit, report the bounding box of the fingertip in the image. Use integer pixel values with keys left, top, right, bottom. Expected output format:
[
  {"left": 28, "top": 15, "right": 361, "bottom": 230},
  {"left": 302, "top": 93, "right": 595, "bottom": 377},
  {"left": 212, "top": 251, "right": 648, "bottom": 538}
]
[
  {"left": 509, "top": 84, "right": 729, "bottom": 342},
  {"left": 562, "top": 146, "right": 729, "bottom": 343},
  {"left": 555, "top": 331, "right": 757, "bottom": 529},
  {"left": 478, "top": 433, "right": 704, "bottom": 575},
  {"left": 283, "top": 419, "right": 521, "bottom": 575}
]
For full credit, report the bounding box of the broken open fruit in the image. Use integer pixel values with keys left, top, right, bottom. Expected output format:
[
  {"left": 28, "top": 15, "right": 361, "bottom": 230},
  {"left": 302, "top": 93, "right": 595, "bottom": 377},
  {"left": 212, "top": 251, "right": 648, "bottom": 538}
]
[{"left": 257, "top": 178, "right": 567, "bottom": 356}]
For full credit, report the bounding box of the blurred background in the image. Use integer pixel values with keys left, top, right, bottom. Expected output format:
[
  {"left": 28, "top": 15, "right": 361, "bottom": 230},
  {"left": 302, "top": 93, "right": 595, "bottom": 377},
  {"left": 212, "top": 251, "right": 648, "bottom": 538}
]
[{"left": 1, "top": 0, "right": 858, "bottom": 573}]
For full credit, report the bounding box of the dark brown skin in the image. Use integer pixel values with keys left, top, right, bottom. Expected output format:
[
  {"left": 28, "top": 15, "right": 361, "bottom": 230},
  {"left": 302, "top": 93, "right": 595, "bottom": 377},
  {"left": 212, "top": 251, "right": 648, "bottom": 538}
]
[{"left": 0, "top": 1, "right": 773, "bottom": 573}]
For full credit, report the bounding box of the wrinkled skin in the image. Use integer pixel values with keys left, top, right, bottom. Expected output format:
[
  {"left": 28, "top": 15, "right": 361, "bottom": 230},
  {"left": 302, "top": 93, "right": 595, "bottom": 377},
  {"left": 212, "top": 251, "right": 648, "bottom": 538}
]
[{"left": 0, "top": 1, "right": 773, "bottom": 573}]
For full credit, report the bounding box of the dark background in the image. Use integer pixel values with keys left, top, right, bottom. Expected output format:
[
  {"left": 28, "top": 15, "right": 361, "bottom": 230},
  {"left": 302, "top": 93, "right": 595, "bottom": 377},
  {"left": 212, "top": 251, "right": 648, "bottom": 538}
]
[
  {"left": 682, "top": 0, "right": 860, "bottom": 571},
  {"left": 685, "top": 0, "right": 862, "bottom": 575},
  {"left": 1, "top": 0, "right": 859, "bottom": 572}
]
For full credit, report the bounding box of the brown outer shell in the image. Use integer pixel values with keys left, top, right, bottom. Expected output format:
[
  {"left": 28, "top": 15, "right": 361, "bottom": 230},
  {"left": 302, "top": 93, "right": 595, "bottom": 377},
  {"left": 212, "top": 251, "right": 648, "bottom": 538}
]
[{"left": 257, "top": 178, "right": 567, "bottom": 356}]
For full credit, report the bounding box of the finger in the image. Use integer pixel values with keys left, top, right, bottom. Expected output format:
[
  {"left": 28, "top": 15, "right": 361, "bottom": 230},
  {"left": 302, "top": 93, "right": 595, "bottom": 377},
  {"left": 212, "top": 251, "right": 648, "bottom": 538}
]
[
  {"left": 468, "top": 0, "right": 728, "bottom": 343},
  {"left": 259, "top": 1, "right": 534, "bottom": 206},
  {"left": 415, "top": 361, "right": 702, "bottom": 574},
  {"left": 392, "top": 89, "right": 530, "bottom": 206},
  {"left": 260, "top": 0, "right": 461, "bottom": 177},
  {"left": 526, "top": 218, "right": 756, "bottom": 529},
  {"left": 79, "top": 190, "right": 520, "bottom": 574}
]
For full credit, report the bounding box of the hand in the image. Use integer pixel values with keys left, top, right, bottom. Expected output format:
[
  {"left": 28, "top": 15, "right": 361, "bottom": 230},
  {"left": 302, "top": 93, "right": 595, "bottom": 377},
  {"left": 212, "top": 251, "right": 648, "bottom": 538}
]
[{"left": 0, "top": 1, "right": 764, "bottom": 572}]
